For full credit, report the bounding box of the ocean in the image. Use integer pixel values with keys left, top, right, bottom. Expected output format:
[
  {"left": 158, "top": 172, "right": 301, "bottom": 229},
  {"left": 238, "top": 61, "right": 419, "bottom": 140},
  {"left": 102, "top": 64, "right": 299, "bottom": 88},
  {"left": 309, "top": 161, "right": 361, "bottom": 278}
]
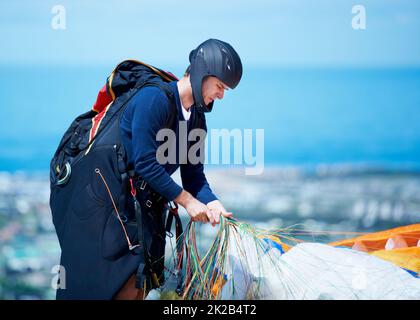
[{"left": 0, "top": 65, "right": 420, "bottom": 172}]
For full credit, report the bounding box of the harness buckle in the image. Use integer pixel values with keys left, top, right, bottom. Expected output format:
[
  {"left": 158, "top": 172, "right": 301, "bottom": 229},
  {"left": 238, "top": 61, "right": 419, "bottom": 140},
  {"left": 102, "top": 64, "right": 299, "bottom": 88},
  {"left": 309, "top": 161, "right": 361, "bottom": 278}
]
[
  {"left": 146, "top": 200, "right": 152, "bottom": 208},
  {"left": 119, "top": 214, "right": 128, "bottom": 223},
  {"left": 139, "top": 180, "right": 147, "bottom": 190}
]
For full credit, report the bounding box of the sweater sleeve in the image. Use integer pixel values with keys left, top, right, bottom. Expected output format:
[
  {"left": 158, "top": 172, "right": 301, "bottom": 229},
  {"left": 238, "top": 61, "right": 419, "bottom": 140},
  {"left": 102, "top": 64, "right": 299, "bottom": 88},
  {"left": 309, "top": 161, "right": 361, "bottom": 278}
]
[
  {"left": 180, "top": 162, "right": 218, "bottom": 204},
  {"left": 180, "top": 111, "right": 218, "bottom": 204},
  {"left": 130, "top": 86, "right": 183, "bottom": 201}
]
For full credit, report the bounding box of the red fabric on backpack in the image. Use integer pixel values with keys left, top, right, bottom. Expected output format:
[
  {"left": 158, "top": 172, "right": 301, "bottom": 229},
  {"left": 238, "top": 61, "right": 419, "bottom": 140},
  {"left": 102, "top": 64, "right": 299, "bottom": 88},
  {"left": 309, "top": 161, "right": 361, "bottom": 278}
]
[{"left": 92, "top": 84, "right": 113, "bottom": 113}]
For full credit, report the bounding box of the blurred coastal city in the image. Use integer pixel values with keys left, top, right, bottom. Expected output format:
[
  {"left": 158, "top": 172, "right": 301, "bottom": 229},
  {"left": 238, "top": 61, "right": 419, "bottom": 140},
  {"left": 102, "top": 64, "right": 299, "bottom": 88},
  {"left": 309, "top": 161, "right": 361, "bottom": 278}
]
[{"left": 1, "top": 165, "right": 419, "bottom": 299}]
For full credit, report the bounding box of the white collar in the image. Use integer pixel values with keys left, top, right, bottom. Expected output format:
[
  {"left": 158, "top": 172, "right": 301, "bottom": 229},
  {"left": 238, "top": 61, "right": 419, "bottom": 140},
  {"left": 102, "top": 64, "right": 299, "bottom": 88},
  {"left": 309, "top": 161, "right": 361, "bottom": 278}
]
[{"left": 181, "top": 102, "right": 191, "bottom": 121}]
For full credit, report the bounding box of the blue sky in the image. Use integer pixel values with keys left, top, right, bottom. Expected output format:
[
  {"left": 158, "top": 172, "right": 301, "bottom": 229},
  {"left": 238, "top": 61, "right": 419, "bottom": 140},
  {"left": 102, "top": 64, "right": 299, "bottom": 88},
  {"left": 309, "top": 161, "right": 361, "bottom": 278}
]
[
  {"left": 0, "top": 1, "right": 419, "bottom": 170},
  {"left": 1, "top": 0, "right": 420, "bottom": 68}
]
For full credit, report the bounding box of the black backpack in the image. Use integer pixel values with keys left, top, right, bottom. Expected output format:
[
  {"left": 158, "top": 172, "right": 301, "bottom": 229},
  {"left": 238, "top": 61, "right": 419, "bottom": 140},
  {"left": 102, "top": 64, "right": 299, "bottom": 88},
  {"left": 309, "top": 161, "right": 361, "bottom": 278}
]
[{"left": 49, "top": 60, "right": 181, "bottom": 299}]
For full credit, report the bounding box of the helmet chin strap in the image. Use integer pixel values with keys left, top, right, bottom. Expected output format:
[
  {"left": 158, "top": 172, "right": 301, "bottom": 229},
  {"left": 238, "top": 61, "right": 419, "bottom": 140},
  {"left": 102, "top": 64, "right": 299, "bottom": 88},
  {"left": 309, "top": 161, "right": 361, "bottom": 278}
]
[
  {"left": 189, "top": 58, "right": 212, "bottom": 113},
  {"left": 191, "top": 87, "right": 214, "bottom": 113},
  {"left": 204, "top": 100, "right": 214, "bottom": 112}
]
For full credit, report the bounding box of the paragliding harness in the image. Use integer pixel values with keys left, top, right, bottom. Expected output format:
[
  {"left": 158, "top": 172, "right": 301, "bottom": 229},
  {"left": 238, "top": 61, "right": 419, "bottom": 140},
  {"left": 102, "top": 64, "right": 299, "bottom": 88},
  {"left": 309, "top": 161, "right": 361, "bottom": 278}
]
[
  {"left": 50, "top": 60, "right": 184, "bottom": 299},
  {"left": 130, "top": 175, "right": 184, "bottom": 294}
]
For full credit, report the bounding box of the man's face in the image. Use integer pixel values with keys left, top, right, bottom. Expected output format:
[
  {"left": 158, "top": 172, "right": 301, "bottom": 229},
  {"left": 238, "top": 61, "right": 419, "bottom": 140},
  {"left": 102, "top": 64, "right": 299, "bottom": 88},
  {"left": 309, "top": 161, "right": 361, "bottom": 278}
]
[{"left": 201, "top": 76, "right": 230, "bottom": 106}]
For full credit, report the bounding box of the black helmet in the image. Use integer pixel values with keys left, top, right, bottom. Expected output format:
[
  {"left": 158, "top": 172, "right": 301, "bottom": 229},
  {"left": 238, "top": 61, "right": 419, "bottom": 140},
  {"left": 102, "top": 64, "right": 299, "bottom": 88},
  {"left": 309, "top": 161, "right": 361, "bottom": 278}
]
[{"left": 189, "top": 39, "right": 243, "bottom": 113}]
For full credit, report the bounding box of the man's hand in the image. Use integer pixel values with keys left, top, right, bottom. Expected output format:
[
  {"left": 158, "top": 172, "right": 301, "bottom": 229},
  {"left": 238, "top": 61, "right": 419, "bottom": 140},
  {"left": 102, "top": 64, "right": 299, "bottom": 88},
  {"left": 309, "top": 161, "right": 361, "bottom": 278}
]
[
  {"left": 207, "top": 200, "right": 233, "bottom": 226},
  {"left": 174, "top": 190, "right": 214, "bottom": 224}
]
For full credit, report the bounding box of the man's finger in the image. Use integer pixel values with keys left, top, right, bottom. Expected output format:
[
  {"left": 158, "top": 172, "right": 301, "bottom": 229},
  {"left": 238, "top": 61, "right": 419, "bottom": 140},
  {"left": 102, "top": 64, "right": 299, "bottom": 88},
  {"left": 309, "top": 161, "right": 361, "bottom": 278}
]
[
  {"left": 206, "top": 210, "right": 214, "bottom": 225},
  {"left": 210, "top": 210, "right": 219, "bottom": 227},
  {"left": 222, "top": 211, "right": 233, "bottom": 218},
  {"left": 214, "top": 210, "right": 220, "bottom": 225}
]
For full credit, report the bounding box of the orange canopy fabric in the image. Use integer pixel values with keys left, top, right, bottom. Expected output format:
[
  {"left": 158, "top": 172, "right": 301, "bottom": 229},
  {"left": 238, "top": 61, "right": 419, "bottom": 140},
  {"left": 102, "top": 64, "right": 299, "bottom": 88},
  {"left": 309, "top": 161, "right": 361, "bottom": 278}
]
[
  {"left": 329, "top": 224, "right": 420, "bottom": 250},
  {"left": 329, "top": 224, "right": 420, "bottom": 275}
]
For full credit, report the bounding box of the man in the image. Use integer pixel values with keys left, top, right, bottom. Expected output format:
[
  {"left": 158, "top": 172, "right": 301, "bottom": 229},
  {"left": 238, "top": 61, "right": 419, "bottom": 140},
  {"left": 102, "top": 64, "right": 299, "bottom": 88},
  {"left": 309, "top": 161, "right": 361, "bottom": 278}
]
[{"left": 116, "top": 39, "right": 243, "bottom": 299}]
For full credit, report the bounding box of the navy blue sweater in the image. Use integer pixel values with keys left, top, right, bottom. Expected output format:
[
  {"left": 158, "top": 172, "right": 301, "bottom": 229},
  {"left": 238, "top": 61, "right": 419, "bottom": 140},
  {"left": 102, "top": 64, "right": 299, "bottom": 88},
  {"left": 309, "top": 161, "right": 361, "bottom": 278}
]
[{"left": 120, "top": 81, "right": 217, "bottom": 204}]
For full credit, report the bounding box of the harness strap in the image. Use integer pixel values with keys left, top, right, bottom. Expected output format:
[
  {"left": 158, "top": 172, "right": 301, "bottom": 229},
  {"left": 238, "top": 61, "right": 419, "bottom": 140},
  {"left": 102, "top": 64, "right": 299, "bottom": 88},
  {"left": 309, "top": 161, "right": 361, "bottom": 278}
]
[
  {"left": 165, "top": 202, "right": 184, "bottom": 295},
  {"left": 117, "top": 172, "right": 129, "bottom": 223},
  {"left": 130, "top": 176, "right": 184, "bottom": 294},
  {"left": 132, "top": 176, "right": 165, "bottom": 290},
  {"left": 133, "top": 192, "right": 161, "bottom": 290}
]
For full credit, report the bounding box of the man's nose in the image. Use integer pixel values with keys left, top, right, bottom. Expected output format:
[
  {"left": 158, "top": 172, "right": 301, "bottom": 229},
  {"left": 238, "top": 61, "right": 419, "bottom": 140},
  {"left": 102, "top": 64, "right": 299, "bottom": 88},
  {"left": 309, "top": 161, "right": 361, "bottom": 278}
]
[{"left": 217, "top": 90, "right": 225, "bottom": 100}]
